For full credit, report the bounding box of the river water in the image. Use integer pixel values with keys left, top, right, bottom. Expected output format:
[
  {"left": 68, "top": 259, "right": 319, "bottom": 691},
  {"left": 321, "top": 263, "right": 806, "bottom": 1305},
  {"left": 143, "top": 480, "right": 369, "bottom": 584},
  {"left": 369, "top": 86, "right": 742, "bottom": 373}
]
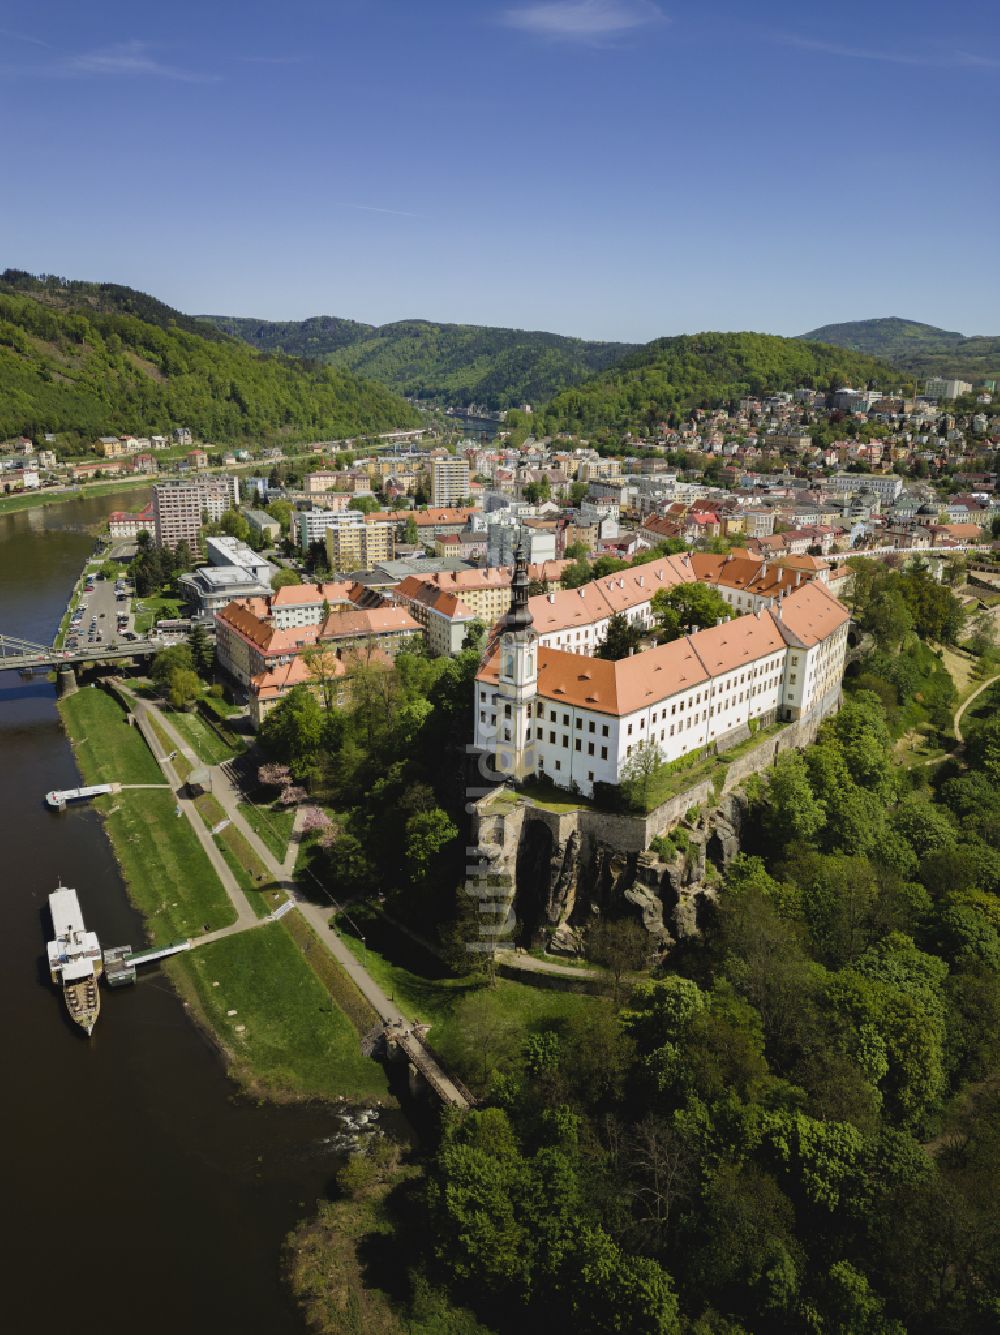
[{"left": 0, "top": 491, "right": 344, "bottom": 1334}]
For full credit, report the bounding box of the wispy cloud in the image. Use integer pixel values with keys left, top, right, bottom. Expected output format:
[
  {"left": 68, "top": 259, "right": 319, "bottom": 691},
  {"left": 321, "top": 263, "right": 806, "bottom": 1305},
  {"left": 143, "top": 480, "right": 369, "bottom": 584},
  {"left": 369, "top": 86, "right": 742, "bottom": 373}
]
[
  {"left": 63, "top": 40, "right": 218, "bottom": 83},
  {"left": 777, "top": 33, "right": 1000, "bottom": 69},
  {"left": 335, "top": 203, "right": 428, "bottom": 220},
  {"left": 501, "top": 1, "right": 666, "bottom": 42},
  {"left": 0, "top": 27, "right": 52, "bottom": 48}
]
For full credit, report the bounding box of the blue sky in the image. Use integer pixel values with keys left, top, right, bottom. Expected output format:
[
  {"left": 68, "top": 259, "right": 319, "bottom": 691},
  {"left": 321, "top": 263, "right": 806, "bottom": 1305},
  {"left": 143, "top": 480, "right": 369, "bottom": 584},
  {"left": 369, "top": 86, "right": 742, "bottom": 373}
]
[{"left": 3, "top": 0, "right": 998, "bottom": 341}]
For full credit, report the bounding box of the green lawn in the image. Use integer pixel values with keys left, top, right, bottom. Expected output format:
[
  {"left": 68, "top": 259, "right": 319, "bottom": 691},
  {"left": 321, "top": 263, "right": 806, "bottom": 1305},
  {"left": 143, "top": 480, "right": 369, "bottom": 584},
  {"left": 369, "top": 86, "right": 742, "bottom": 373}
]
[
  {"left": 337, "top": 912, "right": 603, "bottom": 1090},
  {"left": 100, "top": 790, "right": 236, "bottom": 941},
  {"left": 133, "top": 594, "right": 183, "bottom": 634},
  {"left": 171, "top": 922, "right": 391, "bottom": 1102},
  {"left": 239, "top": 800, "right": 296, "bottom": 862},
  {"left": 167, "top": 707, "right": 237, "bottom": 764},
  {"left": 59, "top": 687, "right": 163, "bottom": 785},
  {"left": 194, "top": 794, "right": 285, "bottom": 918}
]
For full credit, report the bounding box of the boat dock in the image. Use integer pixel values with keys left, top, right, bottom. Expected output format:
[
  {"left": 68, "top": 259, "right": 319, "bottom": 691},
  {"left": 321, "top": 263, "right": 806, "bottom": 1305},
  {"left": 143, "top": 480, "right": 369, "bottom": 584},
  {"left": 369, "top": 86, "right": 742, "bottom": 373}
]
[
  {"left": 46, "top": 783, "right": 120, "bottom": 810},
  {"left": 103, "top": 939, "right": 191, "bottom": 986}
]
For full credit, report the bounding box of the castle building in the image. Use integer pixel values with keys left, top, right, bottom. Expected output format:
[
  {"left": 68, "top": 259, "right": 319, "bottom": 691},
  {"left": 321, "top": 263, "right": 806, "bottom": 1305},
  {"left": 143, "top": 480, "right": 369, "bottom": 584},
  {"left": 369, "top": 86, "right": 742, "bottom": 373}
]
[{"left": 475, "top": 571, "right": 849, "bottom": 797}]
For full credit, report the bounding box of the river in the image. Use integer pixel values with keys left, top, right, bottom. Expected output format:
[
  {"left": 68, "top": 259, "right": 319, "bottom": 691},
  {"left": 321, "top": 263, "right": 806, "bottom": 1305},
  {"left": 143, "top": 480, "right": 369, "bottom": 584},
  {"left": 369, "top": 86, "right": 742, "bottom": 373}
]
[{"left": 0, "top": 490, "right": 342, "bottom": 1334}]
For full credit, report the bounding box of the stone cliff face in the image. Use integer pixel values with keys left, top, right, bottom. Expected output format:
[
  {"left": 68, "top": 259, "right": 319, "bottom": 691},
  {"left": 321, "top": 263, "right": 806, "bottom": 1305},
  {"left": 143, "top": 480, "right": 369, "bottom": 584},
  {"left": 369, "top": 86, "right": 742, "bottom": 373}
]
[{"left": 478, "top": 791, "right": 752, "bottom": 957}]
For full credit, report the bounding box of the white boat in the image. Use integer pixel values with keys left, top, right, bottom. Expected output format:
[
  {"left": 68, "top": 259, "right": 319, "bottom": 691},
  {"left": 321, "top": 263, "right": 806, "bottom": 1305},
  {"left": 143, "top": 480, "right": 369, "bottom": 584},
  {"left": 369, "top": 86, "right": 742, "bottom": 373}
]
[{"left": 47, "top": 886, "right": 102, "bottom": 1036}]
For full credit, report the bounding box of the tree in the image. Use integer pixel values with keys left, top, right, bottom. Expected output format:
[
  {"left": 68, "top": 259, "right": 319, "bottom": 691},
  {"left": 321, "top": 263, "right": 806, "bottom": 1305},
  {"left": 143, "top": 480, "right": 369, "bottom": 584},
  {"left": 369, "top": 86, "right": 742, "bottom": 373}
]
[
  {"left": 589, "top": 918, "right": 649, "bottom": 1005},
  {"left": 266, "top": 499, "right": 293, "bottom": 533},
  {"left": 300, "top": 644, "right": 343, "bottom": 712},
  {"left": 187, "top": 622, "right": 214, "bottom": 677},
  {"left": 652, "top": 583, "right": 732, "bottom": 641},
  {"left": 348, "top": 494, "right": 380, "bottom": 514},
  {"left": 271, "top": 567, "right": 301, "bottom": 590},
  {"left": 259, "top": 685, "right": 325, "bottom": 774},
  {"left": 764, "top": 751, "right": 826, "bottom": 846},
  {"left": 167, "top": 666, "right": 200, "bottom": 710},
  {"left": 597, "top": 611, "right": 643, "bottom": 660},
  {"left": 621, "top": 740, "right": 665, "bottom": 811},
  {"left": 151, "top": 643, "right": 195, "bottom": 693},
  {"left": 404, "top": 806, "right": 458, "bottom": 884},
  {"left": 402, "top": 514, "right": 419, "bottom": 545},
  {"left": 462, "top": 619, "right": 487, "bottom": 655},
  {"left": 449, "top": 991, "right": 521, "bottom": 1090}
]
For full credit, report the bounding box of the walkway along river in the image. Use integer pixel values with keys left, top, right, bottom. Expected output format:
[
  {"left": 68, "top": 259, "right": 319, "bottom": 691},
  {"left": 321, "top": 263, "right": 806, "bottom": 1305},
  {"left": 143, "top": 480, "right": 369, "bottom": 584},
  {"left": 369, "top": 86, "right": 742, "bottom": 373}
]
[{"left": 0, "top": 490, "right": 370, "bottom": 1335}]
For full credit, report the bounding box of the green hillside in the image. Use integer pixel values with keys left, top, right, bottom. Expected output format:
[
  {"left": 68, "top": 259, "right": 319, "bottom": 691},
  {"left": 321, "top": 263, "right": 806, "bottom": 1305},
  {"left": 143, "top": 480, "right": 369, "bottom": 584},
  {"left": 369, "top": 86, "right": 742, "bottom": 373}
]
[
  {"left": 0, "top": 275, "right": 418, "bottom": 444},
  {"left": 802, "top": 317, "right": 1000, "bottom": 383},
  {"left": 201, "top": 312, "right": 636, "bottom": 411},
  {"left": 535, "top": 331, "right": 904, "bottom": 437},
  {"left": 201, "top": 313, "right": 372, "bottom": 358}
]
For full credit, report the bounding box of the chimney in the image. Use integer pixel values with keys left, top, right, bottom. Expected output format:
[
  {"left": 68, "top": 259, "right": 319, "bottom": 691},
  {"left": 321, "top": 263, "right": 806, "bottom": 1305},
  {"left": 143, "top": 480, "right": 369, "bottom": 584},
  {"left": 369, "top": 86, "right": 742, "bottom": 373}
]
[{"left": 548, "top": 593, "right": 556, "bottom": 603}]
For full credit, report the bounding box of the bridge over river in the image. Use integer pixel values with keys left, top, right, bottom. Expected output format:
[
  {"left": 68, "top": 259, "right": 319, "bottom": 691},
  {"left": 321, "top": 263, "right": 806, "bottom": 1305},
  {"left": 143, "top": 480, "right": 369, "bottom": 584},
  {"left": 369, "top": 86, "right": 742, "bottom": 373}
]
[{"left": 0, "top": 631, "right": 159, "bottom": 675}]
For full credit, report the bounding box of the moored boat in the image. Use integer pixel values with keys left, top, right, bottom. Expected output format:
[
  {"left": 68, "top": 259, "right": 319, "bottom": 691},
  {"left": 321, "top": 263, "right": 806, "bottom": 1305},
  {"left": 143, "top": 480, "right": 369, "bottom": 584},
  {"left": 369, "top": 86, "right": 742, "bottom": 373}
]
[{"left": 47, "top": 886, "right": 102, "bottom": 1036}]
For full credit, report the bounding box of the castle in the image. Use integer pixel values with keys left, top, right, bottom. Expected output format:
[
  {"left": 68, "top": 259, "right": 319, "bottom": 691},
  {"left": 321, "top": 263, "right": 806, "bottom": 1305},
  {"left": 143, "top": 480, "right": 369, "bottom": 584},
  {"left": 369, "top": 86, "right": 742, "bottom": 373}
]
[{"left": 475, "top": 546, "right": 850, "bottom": 798}]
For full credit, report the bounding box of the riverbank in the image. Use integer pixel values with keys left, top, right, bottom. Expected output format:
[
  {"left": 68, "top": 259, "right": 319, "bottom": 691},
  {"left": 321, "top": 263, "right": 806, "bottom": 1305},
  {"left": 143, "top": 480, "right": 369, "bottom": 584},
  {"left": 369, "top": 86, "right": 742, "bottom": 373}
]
[
  {"left": 0, "top": 476, "right": 154, "bottom": 517},
  {"left": 57, "top": 682, "right": 393, "bottom": 1105}
]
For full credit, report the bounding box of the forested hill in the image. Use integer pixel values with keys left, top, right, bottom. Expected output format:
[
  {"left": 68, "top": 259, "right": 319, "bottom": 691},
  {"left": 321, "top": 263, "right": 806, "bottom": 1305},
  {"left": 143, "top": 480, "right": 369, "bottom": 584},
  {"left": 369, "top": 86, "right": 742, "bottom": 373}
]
[
  {"left": 802, "top": 317, "right": 1000, "bottom": 383},
  {"left": 534, "top": 332, "right": 903, "bottom": 437},
  {"left": 202, "top": 313, "right": 373, "bottom": 358},
  {"left": 200, "top": 313, "right": 637, "bottom": 412},
  {"left": 0, "top": 276, "right": 418, "bottom": 444}
]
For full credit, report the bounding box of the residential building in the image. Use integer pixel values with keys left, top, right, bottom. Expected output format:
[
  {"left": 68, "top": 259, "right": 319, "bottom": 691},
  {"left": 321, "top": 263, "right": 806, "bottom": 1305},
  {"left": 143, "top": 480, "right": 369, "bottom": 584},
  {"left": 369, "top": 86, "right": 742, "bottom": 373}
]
[
  {"left": 393, "top": 576, "right": 478, "bottom": 656},
  {"left": 924, "top": 377, "right": 972, "bottom": 400},
  {"left": 151, "top": 477, "right": 239, "bottom": 551},
  {"left": 325, "top": 515, "right": 396, "bottom": 572},
  {"left": 245, "top": 509, "right": 280, "bottom": 544},
  {"left": 108, "top": 504, "right": 155, "bottom": 540},
  {"left": 431, "top": 456, "right": 471, "bottom": 507}
]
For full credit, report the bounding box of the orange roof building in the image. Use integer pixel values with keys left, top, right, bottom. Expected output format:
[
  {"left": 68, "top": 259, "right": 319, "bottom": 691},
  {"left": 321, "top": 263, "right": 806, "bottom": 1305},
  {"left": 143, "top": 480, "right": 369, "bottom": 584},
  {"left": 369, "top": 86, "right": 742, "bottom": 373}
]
[{"left": 474, "top": 579, "right": 850, "bottom": 797}]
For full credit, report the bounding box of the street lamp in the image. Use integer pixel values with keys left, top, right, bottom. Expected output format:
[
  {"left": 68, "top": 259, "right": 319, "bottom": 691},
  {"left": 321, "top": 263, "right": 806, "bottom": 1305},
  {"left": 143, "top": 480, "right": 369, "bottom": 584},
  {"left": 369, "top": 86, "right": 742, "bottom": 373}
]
[{"left": 361, "top": 935, "right": 367, "bottom": 966}]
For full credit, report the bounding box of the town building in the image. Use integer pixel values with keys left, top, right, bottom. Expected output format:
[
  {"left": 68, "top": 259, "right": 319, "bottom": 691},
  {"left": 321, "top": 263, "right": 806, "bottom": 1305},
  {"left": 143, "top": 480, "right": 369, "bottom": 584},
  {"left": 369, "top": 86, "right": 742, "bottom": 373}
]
[
  {"left": 245, "top": 509, "right": 280, "bottom": 544},
  {"left": 431, "top": 456, "right": 472, "bottom": 507},
  {"left": 108, "top": 504, "right": 155, "bottom": 540},
  {"left": 924, "top": 377, "right": 973, "bottom": 400},
  {"left": 325, "top": 515, "right": 396, "bottom": 572},
  {"left": 151, "top": 477, "right": 239, "bottom": 551}
]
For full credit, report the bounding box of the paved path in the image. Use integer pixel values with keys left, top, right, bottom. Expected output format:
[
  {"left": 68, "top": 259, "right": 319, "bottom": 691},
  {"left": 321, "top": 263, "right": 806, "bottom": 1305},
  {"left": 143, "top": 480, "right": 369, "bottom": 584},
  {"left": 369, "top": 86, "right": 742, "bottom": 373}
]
[
  {"left": 496, "top": 948, "right": 602, "bottom": 981},
  {"left": 117, "top": 687, "right": 257, "bottom": 933},
  {"left": 121, "top": 687, "right": 471, "bottom": 1109},
  {"left": 954, "top": 670, "right": 1000, "bottom": 745}
]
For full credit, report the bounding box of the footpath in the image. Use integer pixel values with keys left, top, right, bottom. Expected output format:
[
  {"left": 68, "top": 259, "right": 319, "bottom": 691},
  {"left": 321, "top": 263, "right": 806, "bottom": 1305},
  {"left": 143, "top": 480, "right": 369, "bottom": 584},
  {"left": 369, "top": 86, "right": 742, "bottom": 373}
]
[{"left": 118, "top": 685, "right": 471, "bottom": 1110}]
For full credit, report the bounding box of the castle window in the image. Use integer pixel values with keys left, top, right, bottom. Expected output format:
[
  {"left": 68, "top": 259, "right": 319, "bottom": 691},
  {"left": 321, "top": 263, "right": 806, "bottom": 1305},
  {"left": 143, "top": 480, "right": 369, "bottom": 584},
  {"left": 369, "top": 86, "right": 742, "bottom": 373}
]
[
  {"left": 588, "top": 743, "right": 594, "bottom": 756},
  {"left": 601, "top": 746, "right": 608, "bottom": 760}
]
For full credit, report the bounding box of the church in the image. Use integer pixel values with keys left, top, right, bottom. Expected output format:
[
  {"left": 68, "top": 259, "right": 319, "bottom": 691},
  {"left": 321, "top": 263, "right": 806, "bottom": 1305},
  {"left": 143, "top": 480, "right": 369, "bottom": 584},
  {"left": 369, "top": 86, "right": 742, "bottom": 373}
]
[{"left": 474, "top": 546, "right": 850, "bottom": 797}]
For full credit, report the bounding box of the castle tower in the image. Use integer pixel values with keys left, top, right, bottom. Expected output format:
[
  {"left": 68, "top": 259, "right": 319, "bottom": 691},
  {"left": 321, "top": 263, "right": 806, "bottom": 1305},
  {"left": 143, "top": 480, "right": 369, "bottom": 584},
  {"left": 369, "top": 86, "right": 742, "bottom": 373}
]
[{"left": 495, "top": 543, "right": 537, "bottom": 782}]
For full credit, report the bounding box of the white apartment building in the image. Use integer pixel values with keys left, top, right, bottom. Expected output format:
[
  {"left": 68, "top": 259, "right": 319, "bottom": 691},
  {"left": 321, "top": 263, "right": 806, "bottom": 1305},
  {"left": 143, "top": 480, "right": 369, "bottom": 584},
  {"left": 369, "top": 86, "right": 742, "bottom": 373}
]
[
  {"left": 924, "top": 377, "right": 972, "bottom": 400},
  {"left": 295, "top": 508, "right": 362, "bottom": 551},
  {"left": 475, "top": 570, "right": 849, "bottom": 797},
  {"left": 431, "top": 456, "right": 471, "bottom": 507},
  {"left": 826, "top": 474, "right": 903, "bottom": 503}
]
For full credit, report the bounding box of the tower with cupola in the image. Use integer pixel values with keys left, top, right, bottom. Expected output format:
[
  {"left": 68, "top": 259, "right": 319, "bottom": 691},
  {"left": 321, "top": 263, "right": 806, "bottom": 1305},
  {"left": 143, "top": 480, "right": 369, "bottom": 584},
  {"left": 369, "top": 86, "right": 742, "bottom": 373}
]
[{"left": 495, "top": 543, "right": 537, "bottom": 781}]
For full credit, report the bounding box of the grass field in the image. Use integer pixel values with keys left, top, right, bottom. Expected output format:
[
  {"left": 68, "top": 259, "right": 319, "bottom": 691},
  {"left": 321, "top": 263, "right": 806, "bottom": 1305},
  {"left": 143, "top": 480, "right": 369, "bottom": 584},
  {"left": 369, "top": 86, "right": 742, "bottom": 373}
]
[
  {"left": 170, "top": 922, "right": 391, "bottom": 1101},
  {"left": 59, "top": 687, "right": 163, "bottom": 784},
  {"left": 336, "top": 912, "right": 603, "bottom": 1090},
  {"left": 239, "top": 801, "right": 296, "bottom": 861},
  {"left": 194, "top": 793, "right": 285, "bottom": 918},
  {"left": 133, "top": 594, "right": 183, "bottom": 634},
  {"left": 167, "top": 707, "right": 237, "bottom": 765},
  {"left": 98, "top": 790, "right": 236, "bottom": 941}
]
